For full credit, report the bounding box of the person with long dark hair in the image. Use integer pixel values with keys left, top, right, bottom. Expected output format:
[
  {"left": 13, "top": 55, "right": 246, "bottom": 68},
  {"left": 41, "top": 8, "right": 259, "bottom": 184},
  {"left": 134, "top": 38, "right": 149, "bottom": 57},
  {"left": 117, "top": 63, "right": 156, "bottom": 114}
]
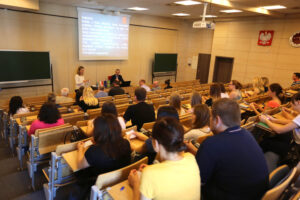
[
  {"left": 128, "top": 117, "right": 200, "bottom": 200},
  {"left": 28, "top": 102, "right": 64, "bottom": 136},
  {"left": 8, "top": 96, "right": 29, "bottom": 116},
  {"left": 205, "top": 83, "right": 221, "bottom": 107}
]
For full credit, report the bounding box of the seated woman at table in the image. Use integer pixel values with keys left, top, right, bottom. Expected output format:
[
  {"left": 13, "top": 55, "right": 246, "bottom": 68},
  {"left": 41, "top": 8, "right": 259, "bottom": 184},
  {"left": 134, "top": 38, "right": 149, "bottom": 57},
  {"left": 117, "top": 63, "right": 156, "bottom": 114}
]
[
  {"left": 128, "top": 117, "right": 200, "bottom": 200},
  {"left": 188, "top": 92, "right": 202, "bottom": 113},
  {"left": 229, "top": 80, "right": 243, "bottom": 100},
  {"left": 184, "top": 104, "right": 211, "bottom": 141},
  {"left": 28, "top": 102, "right": 64, "bottom": 136},
  {"left": 71, "top": 114, "right": 132, "bottom": 200},
  {"left": 249, "top": 83, "right": 284, "bottom": 115},
  {"left": 85, "top": 101, "right": 126, "bottom": 137},
  {"left": 205, "top": 83, "right": 221, "bottom": 107},
  {"left": 169, "top": 93, "right": 186, "bottom": 115},
  {"left": 8, "top": 96, "right": 29, "bottom": 116},
  {"left": 251, "top": 77, "right": 265, "bottom": 96},
  {"left": 220, "top": 83, "right": 229, "bottom": 98},
  {"left": 259, "top": 92, "right": 300, "bottom": 170},
  {"left": 78, "top": 87, "right": 99, "bottom": 112}
]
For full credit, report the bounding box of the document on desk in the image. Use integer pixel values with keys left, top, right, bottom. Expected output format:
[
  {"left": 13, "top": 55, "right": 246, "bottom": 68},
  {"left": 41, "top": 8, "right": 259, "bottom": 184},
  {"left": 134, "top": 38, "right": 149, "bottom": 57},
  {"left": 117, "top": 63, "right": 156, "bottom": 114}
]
[{"left": 126, "top": 129, "right": 136, "bottom": 139}]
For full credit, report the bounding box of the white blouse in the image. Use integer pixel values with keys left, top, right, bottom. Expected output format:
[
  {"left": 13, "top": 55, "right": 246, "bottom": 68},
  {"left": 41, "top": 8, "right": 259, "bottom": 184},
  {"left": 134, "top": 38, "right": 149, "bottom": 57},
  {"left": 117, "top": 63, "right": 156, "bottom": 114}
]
[{"left": 75, "top": 74, "right": 85, "bottom": 89}]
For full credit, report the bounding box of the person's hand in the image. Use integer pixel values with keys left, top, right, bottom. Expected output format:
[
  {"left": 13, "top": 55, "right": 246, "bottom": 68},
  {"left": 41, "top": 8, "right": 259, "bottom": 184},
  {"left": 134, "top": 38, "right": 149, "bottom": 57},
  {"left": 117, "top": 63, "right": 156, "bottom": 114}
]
[
  {"left": 139, "top": 164, "right": 148, "bottom": 172},
  {"left": 87, "top": 120, "right": 94, "bottom": 128},
  {"left": 77, "top": 141, "right": 85, "bottom": 151},
  {"left": 282, "top": 107, "right": 292, "bottom": 113},
  {"left": 128, "top": 169, "right": 140, "bottom": 189},
  {"left": 259, "top": 115, "right": 269, "bottom": 123},
  {"left": 184, "top": 140, "right": 194, "bottom": 151},
  {"left": 249, "top": 103, "right": 257, "bottom": 110}
]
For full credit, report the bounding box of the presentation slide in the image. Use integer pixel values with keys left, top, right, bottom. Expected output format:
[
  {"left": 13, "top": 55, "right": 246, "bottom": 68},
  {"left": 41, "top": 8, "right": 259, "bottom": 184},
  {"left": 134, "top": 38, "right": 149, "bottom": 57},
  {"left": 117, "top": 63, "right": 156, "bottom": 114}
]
[{"left": 77, "top": 8, "right": 130, "bottom": 60}]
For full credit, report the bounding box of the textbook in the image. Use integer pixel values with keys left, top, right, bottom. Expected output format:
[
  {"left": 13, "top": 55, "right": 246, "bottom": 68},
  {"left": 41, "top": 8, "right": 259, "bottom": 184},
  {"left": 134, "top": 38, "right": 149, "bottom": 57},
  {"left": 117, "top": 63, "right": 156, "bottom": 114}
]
[{"left": 256, "top": 122, "right": 275, "bottom": 134}]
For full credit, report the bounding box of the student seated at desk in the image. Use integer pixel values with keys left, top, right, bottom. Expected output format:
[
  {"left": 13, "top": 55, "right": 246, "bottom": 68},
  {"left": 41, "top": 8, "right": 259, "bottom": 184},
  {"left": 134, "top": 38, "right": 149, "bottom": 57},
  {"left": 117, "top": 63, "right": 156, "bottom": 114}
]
[
  {"left": 28, "top": 103, "right": 64, "bottom": 136},
  {"left": 169, "top": 93, "right": 186, "bottom": 115},
  {"left": 205, "top": 83, "right": 221, "bottom": 107},
  {"left": 184, "top": 104, "right": 211, "bottom": 141},
  {"left": 94, "top": 86, "right": 108, "bottom": 98},
  {"left": 8, "top": 96, "right": 29, "bottom": 116},
  {"left": 128, "top": 117, "right": 200, "bottom": 200},
  {"left": 219, "top": 83, "right": 229, "bottom": 98},
  {"left": 78, "top": 87, "right": 100, "bottom": 112},
  {"left": 187, "top": 92, "right": 202, "bottom": 113},
  {"left": 228, "top": 80, "right": 243, "bottom": 100},
  {"left": 85, "top": 101, "right": 126, "bottom": 137},
  {"left": 70, "top": 114, "right": 132, "bottom": 200},
  {"left": 250, "top": 83, "right": 284, "bottom": 115},
  {"left": 108, "top": 80, "right": 125, "bottom": 96},
  {"left": 56, "top": 88, "right": 74, "bottom": 104}
]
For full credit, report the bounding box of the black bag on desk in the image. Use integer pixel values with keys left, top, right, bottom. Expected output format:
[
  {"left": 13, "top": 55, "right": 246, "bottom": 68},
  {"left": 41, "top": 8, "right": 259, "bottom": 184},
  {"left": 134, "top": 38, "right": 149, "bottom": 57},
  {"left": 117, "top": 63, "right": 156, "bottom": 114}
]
[{"left": 64, "top": 126, "right": 87, "bottom": 143}]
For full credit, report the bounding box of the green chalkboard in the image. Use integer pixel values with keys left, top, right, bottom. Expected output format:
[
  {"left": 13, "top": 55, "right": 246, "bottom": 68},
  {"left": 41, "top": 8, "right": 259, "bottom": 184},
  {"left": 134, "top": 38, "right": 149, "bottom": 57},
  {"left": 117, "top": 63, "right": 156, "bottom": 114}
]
[
  {"left": 0, "top": 51, "right": 51, "bottom": 82},
  {"left": 153, "top": 53, "right": 177, "bottom": 72}
]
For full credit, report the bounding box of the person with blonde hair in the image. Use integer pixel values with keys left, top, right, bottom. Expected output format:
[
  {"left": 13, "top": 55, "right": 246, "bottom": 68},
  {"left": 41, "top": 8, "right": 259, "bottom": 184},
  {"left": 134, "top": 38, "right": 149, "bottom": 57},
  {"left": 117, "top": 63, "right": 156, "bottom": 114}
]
[
  {"left": 247, "top": 77, "right": 264, "bottom": 97},
  {"left": 261, "top": 77, "right": 269, "bottom": 92},
  {"left": 79, "top": 87, "right": 99, "bottom": 112},
  {"left": 169, "top": 93, "right": 186, "bottom": 115}
]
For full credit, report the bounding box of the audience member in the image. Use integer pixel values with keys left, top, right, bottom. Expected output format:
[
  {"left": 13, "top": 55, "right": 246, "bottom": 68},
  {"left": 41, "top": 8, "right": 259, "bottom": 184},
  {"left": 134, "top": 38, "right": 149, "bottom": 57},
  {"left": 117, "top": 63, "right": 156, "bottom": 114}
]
[
  {"left": 205, "top": 83, "right": 221, "bottom": 107},
  {"left": 186, "top": 98, "right": 269, "bottom": 199},
  {"left": 56, "top": 88, "right": 73, "bottom": 104},
  {"left": 184, "top": 104, "right": 211, "bottom": 141},
  {"left": 291, "top": 72, "right": 300, "bottom": 86},
  {"left": 139, "top": 79, "right": 151, "bottom": 92},
  {"left": 250, "top": 83, "right": 284, "bottom": 115},
  {"left": 8, "top": 96, "right": 29, "bottom": 116},
  {"left": 262, "top": 77, "right": 269, "bottom": 92},
  {"left": 94, "top": 86, "right": 108, "bottom": 98},
  {"left": 123, "top": 87, "right": 155, "bottom": 130},
  {"left": 169, "top": 93, "right": 186, "bottom": 115},
  {"left": 191, "top": 92, "right": 202, "bottom": 108},
  {"left": 151, "top": 81, "right": 161, "bottom": 91},
  {"left": 70, "top": 114, "right": 131, "bottom": 199},
  {"left": 108, "top": 80, "right": 125, "bottom": 96},
  {"left": 229, "top": 80, "right": 243, "bottom": 100},
  {"left": 79, "top": 87, "right": 99, "bottom": 112},
  {"left": 28, "top": 102, "right": 64, "bottom": 136},
  {"left": 252, "top": 77, "right": 265, "bottom": 96},
  {"left": 75, "top": 86, "right": 84, "bottom": 105},
  {"left": 219, "top": 83, "right": 229, "bottom": 98},
  {"left": 164, "top": 79, "right": 172, "bottom": 89},
  {"left": 128, "top": 117, "right": 200, "bottom": 200}
]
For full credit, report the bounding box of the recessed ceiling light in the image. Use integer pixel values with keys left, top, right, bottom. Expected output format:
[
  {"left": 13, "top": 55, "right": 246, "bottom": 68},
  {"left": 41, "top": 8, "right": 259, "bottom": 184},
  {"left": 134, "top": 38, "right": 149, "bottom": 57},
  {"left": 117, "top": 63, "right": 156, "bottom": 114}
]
[
  {"left": 220, "top": 9, "right": 242, "bottom": 13},
  {"left": 201, "top": 15, "right": 217, "bottom": 18},
  {"left": 127, "top": 7, "right": 149, "bottom": 11},
  {"left": 261, "top": 5, "right": 286, "bottom": 10},
  {"left": 175, "top": 0, "right": 202, "bottom": 6},
  {"left": 172, "top": 13, "right": 191, "bottom": 16}
]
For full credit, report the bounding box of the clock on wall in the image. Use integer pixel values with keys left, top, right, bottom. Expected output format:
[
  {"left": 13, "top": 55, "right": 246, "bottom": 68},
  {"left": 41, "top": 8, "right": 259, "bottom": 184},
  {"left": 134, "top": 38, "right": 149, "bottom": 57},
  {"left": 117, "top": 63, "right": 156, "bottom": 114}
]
[{"left": 289, "top": 32, "right": 300, "bottom": 48}]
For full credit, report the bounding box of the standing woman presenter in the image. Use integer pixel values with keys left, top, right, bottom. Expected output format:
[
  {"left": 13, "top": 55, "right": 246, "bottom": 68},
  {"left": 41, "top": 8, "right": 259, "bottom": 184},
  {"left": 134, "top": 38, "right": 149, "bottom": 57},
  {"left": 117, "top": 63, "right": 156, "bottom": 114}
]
[{"left": 75, "top": 66, "right": 88, "bottom": 91}]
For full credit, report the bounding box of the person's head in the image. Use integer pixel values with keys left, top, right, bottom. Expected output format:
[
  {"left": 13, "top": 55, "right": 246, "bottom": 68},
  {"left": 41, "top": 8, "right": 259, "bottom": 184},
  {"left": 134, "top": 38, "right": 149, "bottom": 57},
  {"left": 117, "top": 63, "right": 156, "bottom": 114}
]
[
  {"left": 152, "top": 117, "right": 186, "bottom": 159},
  {"left": 9, "top": 96, "right": 24, "bottom": 115},
  {"left": 157, "top": 106, "right": 179, "bottom": 121},
  {"left": 293, "top": 73, "right": 300, "bottom": 81},
  {"left": 153, "top": 81, "right": 159, "bottom": 87},
  {"left": 165, "top": 79, "right": 171, "bottom": 86},
  {"left": 139, "top": 79, "right": 146, "bottom": 86},
  {"left": 115, "top": 69, "right": 120, "bottom": 75},
  {"left": 134, "top": 87, "right": 147, "bottom": 102},
  {"left": 210, "top": 83, "right": 221, "bottom": 98},
  {"left": 78, "top": 86, "right": 84, "bottom": 93},
  {"left": 253, "top": 77, "right": 264, "bottom": 89},
  {"left": 268, "top": 83, "right": 283, "bottom": 101},
  {"left": 77, "top": 66, "right": 84, "bottom": 76},
  {"left": 61, "top": 88, "right": 70, "bottom": 97},
  {"left": 229, "top": 80, "right": 242, "bottom": 91},
  {"left": 219, "top": 83, "right": 226, "bottom": 93},
  {"left": 101, "top": 101, "right": 118, "bottom": 117},
  {"left": 113, "top": 80, "right": 120, "bottom": 87},
  {"left": 93, "top": 114, "right": 125, "bottom": 159},
  {"left": 210, "top": 98, "right": 241, "bottom": 134},
  {"left": 261, "top": 77, "right": 269, "bottom": 87},
  {"left": 192, "top": 104, "right": 210, "bottom": 129},
  {"left": 38, "top": 102, "right": 61, "bottom": 124},
  {"left": 291, "top": 92, "right": 300, "bottom": 112},
  {"left": 99, "top": 86, "right": 105, "bottom": 91},
  {"left": 191, "top": 92, "right": 202, "bottom": 107},
  {"left": 169, "top": 93, "right": 182, "bottom": 111},
  {"left": 83, "top": 87, "right": 98, "bottom": 106},
  {"left": 47, "top": 93, "right": 56, "bottom": 104}
]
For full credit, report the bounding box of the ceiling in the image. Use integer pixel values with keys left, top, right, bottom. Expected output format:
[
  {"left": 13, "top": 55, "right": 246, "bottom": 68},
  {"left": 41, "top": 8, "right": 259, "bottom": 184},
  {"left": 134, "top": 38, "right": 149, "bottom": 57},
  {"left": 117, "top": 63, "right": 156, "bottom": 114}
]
[{"left": 40, "top": 0, "right": 300, "bottom": 19}]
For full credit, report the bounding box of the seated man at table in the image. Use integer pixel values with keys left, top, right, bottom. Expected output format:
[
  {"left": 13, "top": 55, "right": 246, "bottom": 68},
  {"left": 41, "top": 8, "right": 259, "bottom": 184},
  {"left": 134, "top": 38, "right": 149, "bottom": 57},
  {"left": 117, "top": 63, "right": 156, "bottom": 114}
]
[
  {"left": 56, "top": 87, "right": 74, "bottom": 104},
  {"left": 151, "top": 81, "right": 161, "bottom": 91},
  {"left": 124, "top": 87, "right": 155, "bottom": 130},
  {"left": 291, "top": 72, "right": 300, "bottom": 87},
  {"left": 186, "top": 98, "right": 269, "bottom": 200},
  {"left": 94, "top": 85, "right": 108, "bottom": 98},
  {"left": 139, "top": 79, "right": 151, "bottom": 92},
  {"left": 110, "top": 68, "right": 124, "bottom": 85},
  {"left": 108, "top": 80, "right": 125, "bottom": 96}
]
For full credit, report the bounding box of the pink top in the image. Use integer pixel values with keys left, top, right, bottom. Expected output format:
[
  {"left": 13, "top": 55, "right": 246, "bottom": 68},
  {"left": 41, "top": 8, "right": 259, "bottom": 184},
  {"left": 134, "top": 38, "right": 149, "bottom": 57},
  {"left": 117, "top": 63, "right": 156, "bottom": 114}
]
[
  {"left": 28, "top": 118, "right": 65, "bottom": 136},
  {"left": 266, "top": 100, "right": 280, "bottom": 109}
]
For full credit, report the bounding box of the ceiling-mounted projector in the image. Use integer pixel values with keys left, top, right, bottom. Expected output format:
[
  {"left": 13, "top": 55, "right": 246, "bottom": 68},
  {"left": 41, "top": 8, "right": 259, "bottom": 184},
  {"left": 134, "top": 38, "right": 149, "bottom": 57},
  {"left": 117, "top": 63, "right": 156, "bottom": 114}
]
[{"left": 193, "top": 3, "right": 215, "bottom": 30}]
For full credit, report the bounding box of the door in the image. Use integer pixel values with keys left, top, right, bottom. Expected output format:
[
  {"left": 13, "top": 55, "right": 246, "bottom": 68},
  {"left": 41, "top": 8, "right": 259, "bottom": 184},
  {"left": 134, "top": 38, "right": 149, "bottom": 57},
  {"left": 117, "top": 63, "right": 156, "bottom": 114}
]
[
  {"left": 196, "top": 54, "right": 211, "bottom": 83},
  {"left": 213, "top": 56, "right": 234, "bottom": 83}
]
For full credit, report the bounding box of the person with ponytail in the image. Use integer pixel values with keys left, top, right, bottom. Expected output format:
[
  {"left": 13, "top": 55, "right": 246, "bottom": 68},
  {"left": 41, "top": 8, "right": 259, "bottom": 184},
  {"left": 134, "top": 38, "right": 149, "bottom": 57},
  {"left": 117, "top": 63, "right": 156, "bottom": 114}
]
[
  {"left": 250, "top": 83, "right": 284, "bottom": 115},
  {"left": 128, "top": 117, "right": 200, "bottom": 200}
]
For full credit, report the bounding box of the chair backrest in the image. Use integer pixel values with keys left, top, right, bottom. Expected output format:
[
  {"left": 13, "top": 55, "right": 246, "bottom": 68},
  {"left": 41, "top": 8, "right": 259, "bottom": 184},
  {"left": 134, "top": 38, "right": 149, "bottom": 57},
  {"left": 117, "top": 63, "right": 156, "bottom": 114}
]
[
  {"left": 62, "top": 112, "right": 85, "bottom": 125},
  {"left": 87, "top": 108, "right": 101, "bottom": 119},
  {"left": 114, "top": 98, "right": 131, "bottom": 105},
  {"left": 114, "top": 94, "right": 129, "bottom": 99},
  {"left": 116, "top": 104, "right": 130, "bottom": 115},
  {"left": 241, "top": 122, "right": 255, "bottom": 132},
  {"left": 58, "top": 107, "right": 68, "bottom": 114},
  {"left": 95, "top": 157, "right": 148, "bottom": 190},
  {"left": 269, "top": 164, "right": 290, "bottom": 189},
  {"left": 197, "top": 132, "right": 213, "bottom": 144},
  {"left": 36, "top": 124, "right": 74, "bottom": 155},
  {"left": 142, "top": 121, "right": 155, "bottom": 131},
  {"left": 98, "top": 96, "right": 113, "bottom": 102},
  {"left": 13, "top": 111, "right": 39, "bottom": 118},
  {"left": 262, "top": 167, "right": 297, "bottom": 200},
  {"left": 56, "top": 137, "right": 91, "bottom": 156},
  {"left": 76, "top": 120, "right": 88, "bottom": 127}
]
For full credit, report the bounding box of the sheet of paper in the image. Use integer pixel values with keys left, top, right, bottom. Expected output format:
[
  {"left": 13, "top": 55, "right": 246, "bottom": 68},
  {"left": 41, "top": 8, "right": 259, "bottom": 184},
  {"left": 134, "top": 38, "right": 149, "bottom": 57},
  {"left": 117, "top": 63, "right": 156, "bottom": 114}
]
[
  {"left": 84, "top": 140, "right": 93, "bottom": 148},
  {"left": 126, "top": 129, "right": 136, "bottom": 139}
]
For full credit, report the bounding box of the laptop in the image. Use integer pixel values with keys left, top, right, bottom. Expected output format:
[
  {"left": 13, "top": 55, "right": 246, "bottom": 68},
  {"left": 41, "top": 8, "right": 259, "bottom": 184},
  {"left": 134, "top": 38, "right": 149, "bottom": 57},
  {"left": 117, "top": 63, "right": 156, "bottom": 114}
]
[{"left": 121, "top": 81, "right": 131, "bottom": 87}]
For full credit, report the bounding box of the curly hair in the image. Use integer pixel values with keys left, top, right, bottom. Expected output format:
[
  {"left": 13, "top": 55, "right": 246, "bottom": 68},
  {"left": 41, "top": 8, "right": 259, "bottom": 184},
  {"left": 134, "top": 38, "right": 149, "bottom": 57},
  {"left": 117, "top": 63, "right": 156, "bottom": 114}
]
[
  {"left": 9, "top": 96, "right": 24, "bottom": 116},
  {"left": 38, "top": 102, "right": 61, "bottom": 124}
]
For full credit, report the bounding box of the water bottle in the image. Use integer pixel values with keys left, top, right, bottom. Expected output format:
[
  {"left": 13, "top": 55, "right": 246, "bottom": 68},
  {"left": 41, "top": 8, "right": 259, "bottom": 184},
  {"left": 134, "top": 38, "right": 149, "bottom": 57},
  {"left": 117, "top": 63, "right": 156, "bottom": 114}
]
[{"left": 104, "top": 80, "right": 107, "bottom": 88}]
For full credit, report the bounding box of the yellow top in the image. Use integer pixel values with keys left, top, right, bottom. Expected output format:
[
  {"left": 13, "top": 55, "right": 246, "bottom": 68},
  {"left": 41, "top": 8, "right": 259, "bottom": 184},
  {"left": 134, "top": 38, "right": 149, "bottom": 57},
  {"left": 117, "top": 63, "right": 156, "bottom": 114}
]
[{"left": 140, "top": 153, "right": 200, "bottom": 200}]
